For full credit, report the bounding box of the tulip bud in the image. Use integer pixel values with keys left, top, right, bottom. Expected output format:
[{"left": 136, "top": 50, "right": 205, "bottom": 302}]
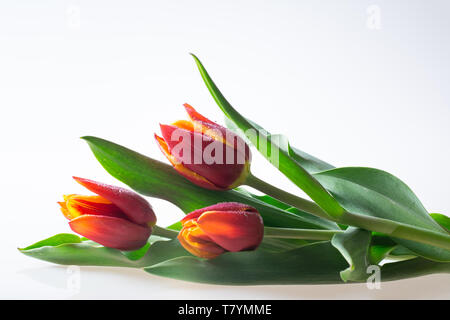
[
  {"left": 155, "top": 104, "right": 251, "bottom": 190},
  {"left": 58, "top": 177, "right": 156, "bottom": 250},
  {"left": 178, "top": 202, "right": 264, "bottom": 259}
]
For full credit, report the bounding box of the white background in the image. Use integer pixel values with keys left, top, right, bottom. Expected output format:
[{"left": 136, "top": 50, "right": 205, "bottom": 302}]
[{"left": 1, "top": 0, "right": 449, "bottom": 299}]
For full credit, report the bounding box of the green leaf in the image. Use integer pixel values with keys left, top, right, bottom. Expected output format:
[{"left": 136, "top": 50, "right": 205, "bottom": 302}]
[
  {"left": 19, "top": 234, "right": 191, "bottom": 268},
  {"left": 19, "top": 233, "right": 82, "bottom": 251},
  {"left": 167, "top": 221, "right": 182, "bottom": 231},
  {"left": 314, "top": 167, "right": 450, "bottom": 262},
  {"left": 369, "top": 245, "right": 398, "bottom": 264},
  {"left": 191, "top": 54, "right": 345, "bottom": 219},
  {"left": 381, "top": 258, "right": 450, "bottom": 282},
  {"left": 258, "top": 237, "right": 310, "bottom": 252},
  {"left": 331, "top": 227, "right": 372, "bottom": 282},
  {"left": 289, "top": 145, "right": 335, "bottom": 174},
  {"left": 144, "top": 241, "right": 450, "bottom": 285},
  {"left": 82, "top": 136, "right": 334, "bottom": 231},
  {"left": 121, "top": 242, "right": 151, "bottom": 261},
  {"left": 20, "top": 233, "right": 150, "bottom": 267},
  {"left": 431, "top": 213, "right": 450, "bottom": 232},
  {"left": 225, "top": 117, "right": 334, "bottom": 174},
  {"left": 141, "top": 238, "right": 193, "bottom": 267},
  {"left": 145, "top": 241, "right": 348, "bottom": 285},
  {"left": 369, "top": 234, "right": 412, "bottom": 264},
  {"left": 388, "top": 246, "right": 418, "bottom": 260}
]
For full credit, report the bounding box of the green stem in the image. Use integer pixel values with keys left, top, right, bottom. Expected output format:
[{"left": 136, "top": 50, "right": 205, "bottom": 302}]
[
  {"left": 264, "top": 227, "right": 343, "bottom": 240},
  {"left": 246, "top": 173, "right": 330, "bottom": 219},
  {"left": 340, "top": 212, "right": 450, "bottom": 250},
  {"left": 152, "top": 225, "right": 179, "bottom": 239},
  {"left": 246, "top": 173, "right": 450, "bottom": 251}
]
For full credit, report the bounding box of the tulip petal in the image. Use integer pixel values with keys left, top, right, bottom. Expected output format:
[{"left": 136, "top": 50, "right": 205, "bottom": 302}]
[
  {"left": 159, "top": 124, "right": 247, "bottom": 189},
  {"left": 184, "top": 103, "right": 251, "bottom": 163},
  {"left": 58, "top": 201, "right": 75, "bottom": 220},
  {"left": 184, "top": 103, "right": 216, "bottom": 125},
  {"left": 187, "top": 224, "right": 213, "bottom": 242},
  {"left": 154, "top": 134, "right": 220, "bottom": 190},
  {"left": 178, "top": 228, "right": 225, "bottom": 259},
  {"left": 62, "top": 194, "right": 128, "bottom": 220},
  {"left": 73, "top": 177, "right": 156, "bottom": 227},
  {"left": 181, "top": 202, "right": 257, "bottom": 224},
  {"left": 69, "top": 215, "right": 151, "bottom": 250},
  {"left": 197, "top": 210, "right": 264, "bottom": 252},
  {"left": 171, "top": 120, "right": 195, "bottom": 132},
  {"left": 183, "top": 103, "right": 230, "bottom": 145},
  {"left": 180, "top": 219, "right": 213, "bottom": 242}
]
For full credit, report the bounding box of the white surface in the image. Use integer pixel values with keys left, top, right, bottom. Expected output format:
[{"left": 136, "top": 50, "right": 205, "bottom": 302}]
[{"left": 1, "top": 0, "right": 449, "bottom": 299}]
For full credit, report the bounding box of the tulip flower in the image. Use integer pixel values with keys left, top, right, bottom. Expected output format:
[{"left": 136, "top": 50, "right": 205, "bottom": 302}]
[
  {"left": 155, "top": 104, "right": 251, "bottom": 190},
  {"left": 58, "top": 177, "right": 156, "bottom": 250},
  {"left": 178, "top": 202, "right": 264, "bottom": 259}
]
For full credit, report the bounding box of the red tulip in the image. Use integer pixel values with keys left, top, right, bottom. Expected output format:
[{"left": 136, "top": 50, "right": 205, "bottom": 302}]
[
  {"left": 178, "top": 202, "right": 264, "bottom": 259},
  {"left": 155, "top": 104, "right": 251, "bottom": 190},
  {"left": 58, "top": 177, "right": 156, "bottom": 250}
]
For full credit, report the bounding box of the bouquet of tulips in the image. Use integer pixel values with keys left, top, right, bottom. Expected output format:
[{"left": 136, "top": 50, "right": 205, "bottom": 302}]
[{"left": 21, "top": 55, "right": 450, "bottom": 285}]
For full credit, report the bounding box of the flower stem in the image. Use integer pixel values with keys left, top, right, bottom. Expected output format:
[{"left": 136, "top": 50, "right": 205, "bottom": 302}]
[
  {"left": 246, "top": 173, "right": 450, "bottom": 251},
  {"left": 264, "top": 227, "right": 343, "bottom": 240},
  {"left": 152, "top": 225, "right": 179, "bottom": 239},
  {"left": 246, "top": 173, "right": 331, "bottom": 220}
]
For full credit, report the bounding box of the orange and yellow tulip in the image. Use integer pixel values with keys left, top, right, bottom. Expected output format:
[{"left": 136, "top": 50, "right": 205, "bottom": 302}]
[
  {"left": 178, "top": 202, "right": 264, "bottom": 259},
  {"left": 59, "top": 177, "right": 156, "bottom": 250},
  {"left": 155, "top": 104, "right": 251, "bottom": 190}
]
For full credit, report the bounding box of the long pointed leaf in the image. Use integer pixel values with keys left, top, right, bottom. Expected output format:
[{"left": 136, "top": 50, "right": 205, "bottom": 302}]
[
  {"left": 315, "top": 167, "right": 450, "bottom": 262},
  {"left": 144, "top": 241, "right": 450, "bottom": 285},
  {"left": 191, "top": 54, "right": 345, "bottom": 219},
  {"left": 225, "top": 117, "right": 335, "bottom": 174},
  {"left": 19, "top": 234, "right": 182, "bottom": 268}
]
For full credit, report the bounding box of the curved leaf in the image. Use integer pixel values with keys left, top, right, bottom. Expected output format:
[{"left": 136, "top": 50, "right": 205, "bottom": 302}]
[
  {"left": 19, "top": 234, "right": 190, "bottom": 268},
  {"left": 145, "top": 241, "right": 450, "bottom": 285},
  {"left": 20, "top": 234, "right": 152, "bottom": 267},
  {"left": 369, "top": 234, "right": 414, "bottom": 263},
  {"left": 146, "top": 241, "right": 347, "bottom": 285},
  {"left": 331, "top": 227, "right": 372, "bottom": 282},
  {"left": 225, "top": 117, "right": 334, "bottom": 173},
  {"left": 388, "top": 246, "right": 418, "bottom": 260},
  {"left": 431, "top": 213, "right": 450, "bottom": 232},
  {"left": 19, "top": 233, "right": 82, "bottom": 250},
  {"left": 191, "top": 54, "right": 345, "bottom": 219},
  {"left": 314, "top": 167, "right": 450, "bottom": 261},
  {"left": 370, "top": 245, "right": 398, "bottom": 264},
  {"left": 381, "top": 258, "right": 450, "bottom": 282}
]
